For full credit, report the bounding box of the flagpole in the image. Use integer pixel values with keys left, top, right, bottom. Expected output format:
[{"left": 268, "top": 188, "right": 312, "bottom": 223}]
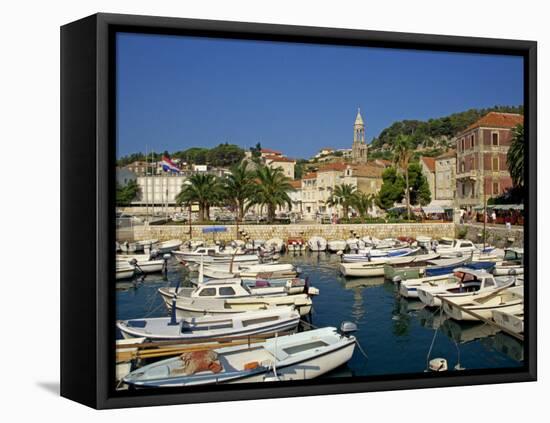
[
  {"left": 145, "top": 144, "right": 149, "bottom": 223},
  {"left": 152, "top": 150, "right": 155, "bottom": 217}
]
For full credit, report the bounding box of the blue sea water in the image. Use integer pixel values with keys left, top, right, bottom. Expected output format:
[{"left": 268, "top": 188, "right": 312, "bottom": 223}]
[{"left": 116, "top": 251, "right": 523, "bottom": 378}]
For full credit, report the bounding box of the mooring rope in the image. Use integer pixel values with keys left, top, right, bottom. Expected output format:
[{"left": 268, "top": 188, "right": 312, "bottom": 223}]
[{"left": 425, "top": 305, "right": 444, "bottom": 370}]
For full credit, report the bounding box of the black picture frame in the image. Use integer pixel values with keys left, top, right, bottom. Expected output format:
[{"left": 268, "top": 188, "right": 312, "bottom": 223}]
[{"left": 61, "top": 12, "right": 537, "bottom": 409}]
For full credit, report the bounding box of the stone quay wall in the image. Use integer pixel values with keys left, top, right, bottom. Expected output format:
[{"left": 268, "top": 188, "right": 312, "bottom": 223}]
[
  {"left": 117, "top": 222, "right": 456, "bottom": 243},
  {"left": 458, "top": 223, "right": 524, "bottom": 248}
]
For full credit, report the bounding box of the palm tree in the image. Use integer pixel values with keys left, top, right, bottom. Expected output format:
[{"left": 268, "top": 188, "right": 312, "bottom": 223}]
[
  {"left": 507, "top": 124, "right": 524, "bottom": 188},
  {"left": 393, "top": 134, "right": 413, "bottom": 219},
  {"left": 250, "top": 166, "right": 294, "bottom": 223},
  {"left": 176, "top": 173, "right": 222, "bottom": 222},
  {"left": 327, "top": 183, "right": 357, "bottom": 219},
  {"left": 353, "top": 192, "right": 375, "bottom": 222},
  {"left": 223, "top": 162, "right": 257, "bottom": 221}
]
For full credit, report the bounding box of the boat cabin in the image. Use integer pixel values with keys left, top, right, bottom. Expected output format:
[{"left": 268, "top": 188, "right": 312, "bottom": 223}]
[
  {"left": 450, "top": 268, "right": 513, "bottom": 294},
  {"left": 193, "top": 281, "right": 251, "bottom": 298}
]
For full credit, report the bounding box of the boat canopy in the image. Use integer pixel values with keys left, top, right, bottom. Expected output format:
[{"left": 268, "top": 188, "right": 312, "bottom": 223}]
[{"left": 422, "top": 205, "right": 445, "bottom": 214}]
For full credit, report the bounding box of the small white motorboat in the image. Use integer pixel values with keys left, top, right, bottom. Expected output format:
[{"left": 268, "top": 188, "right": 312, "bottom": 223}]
[
  {"left": 122, "top": 323, "right": 357, "bottom": 388},
  {"left": 157, "top": 239, "right": 183, "bottom": 254},
  {"left": 341, "top": 252, "right": 439, "bottom": 278},
  {"left": 346, "top": 238, "right": 366, "bottom": 251},
  {"left": 308, "top": 236, "right": 327, "bottom": 252},
  {"left": 341, "top": 247, "right": 419, "bottom": 263},
  {"left": 265, "top": 238, "right": 285, "bottom": 253},
  {"left": 417, "top": 268, "right": 516, "bottom": 307},
  {"left": 116, "top": 262, "right": 135, "bottom": 280},
  {"left": 117, "top": 307, "right": 301, "bottom": 341},
  {"left": 327, "top": 240, "right": 347, "bottom": 253},
  {"left": 493, "top": 248, "right": 524, "bottom": 276},
  {"left": 158, "top": 274, "right": 318, "bottom": 318},
  {"left": 117, "top": 254, "right": 166, "bottom": 274},
  {"left": 443, "top": 286, "right": 524, "bottom": 322},
  {"left": 202, "top": 263, "right": 297, "bottom": 280}
]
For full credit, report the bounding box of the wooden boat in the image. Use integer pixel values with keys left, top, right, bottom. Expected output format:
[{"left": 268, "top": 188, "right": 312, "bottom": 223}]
[
  {"left": 327, "top": 240, "right": 347, "bottom": 252},
  {"left": 387, "top": 256, "right": 482, "bottom": 281},
  {"left": 116, "top": 263, "right": 135, "bottom": 280},
  {"left": 122, "top": 325, "right": 357, "bottom": 388},
  {"left": 158, "top": 279, "right": 317, "bottom": 317},
  {"left": 307, "top": 236, "right": 327, "bottom": 252},
  {"left": 341, "top": 247, "right": 419, "bottom": 263},
  {"left": 492, "top": 307, "right": 524, "bottom": 334},
  {"left": 265, "top": 238, "right": 285, "bottom": 253},
  {"left": 399, "top": 273, "right": 456, "bottom": 298},
  {"left": 417, "top": 268, "right": 516, "bottom": 307},
  {"left": 202, "top": 263, "right": 295, "bottom": 280},
  {"left": 443, "top": 286, "right": 523, "bottom": 322},
  {"left": 116, "top": 337, "right": 145, "bottom": 381},
  {"left": 493, "top": 248, "right": 524, "bottom": 276},
  {"left": 436, "top": 238, "right": 496, "bottom": 259},
  {"left": 287, "top": 237, "right": 306, "bottom": 252},
  {"left": 346, "top": 238, "right": 366, "bottom": 251},
  {"left": 382, "top": 252, "right": 440, "bottom": 280},
  {"left": 157, "top": 239, "right": 183, "bottom": 254},
  {"left": 191, "top": 277, "right": 311, "bottom": 295},
  {"left": 117, "top": 307, "right": 301, "bottom": 341},
  {"left": 117, "top": 255, "right": 166, "bottom": 274},
  {"left": 341, "top": 253, "right": 440, "bottom": 278}
]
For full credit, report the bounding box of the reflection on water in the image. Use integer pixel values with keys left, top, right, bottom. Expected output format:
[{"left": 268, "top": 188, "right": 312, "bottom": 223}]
[{"left": 116, "top": 251, "right": 523, "bottom": 377}]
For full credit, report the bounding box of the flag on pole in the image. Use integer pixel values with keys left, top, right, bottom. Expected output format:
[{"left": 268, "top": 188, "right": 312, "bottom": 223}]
[{"left": 161, "top": 156, "right": 180, "bottom": 173}]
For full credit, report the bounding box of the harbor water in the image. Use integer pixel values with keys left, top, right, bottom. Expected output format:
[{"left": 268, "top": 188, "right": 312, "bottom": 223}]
[{"left": 116, "top": 251, "right": 523, "bottom": 378}]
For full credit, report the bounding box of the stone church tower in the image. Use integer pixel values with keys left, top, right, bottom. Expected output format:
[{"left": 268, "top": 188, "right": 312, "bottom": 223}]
[{"left": 351, "top": 108, "right": 368, "bottom": 164}]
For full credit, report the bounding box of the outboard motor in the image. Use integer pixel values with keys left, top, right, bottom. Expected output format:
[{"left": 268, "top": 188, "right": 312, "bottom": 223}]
[
  {"left": 339, "top": 321, "right": 358, "bottom": 337},
  {"left": 392, "top": 276, "right": 402, "bottom": 286}
]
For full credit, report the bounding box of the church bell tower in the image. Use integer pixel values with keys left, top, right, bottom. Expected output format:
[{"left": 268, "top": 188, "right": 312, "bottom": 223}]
[{"left": 351, "top": 108, "right": 368, "bottom": 164}]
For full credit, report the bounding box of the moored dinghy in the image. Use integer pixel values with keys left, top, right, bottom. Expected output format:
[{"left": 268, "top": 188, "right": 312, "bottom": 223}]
[
  {"left": 327, "top": 240, "right": 347, "bottom": 252},
  {"left": 443, "top": 286, "right": 524, "bottom": 322},
  {"left": 308, "top": 236, "right": 327, "bottom": 252},
  {"left": 122, "top": 323, "right": 357, "bottom": 388},
  {"left": 117, "top": 307, "right": 301, "bottom": 341},
  {"left": 157, "top": 239, "right": 183, "bottom": 254}
]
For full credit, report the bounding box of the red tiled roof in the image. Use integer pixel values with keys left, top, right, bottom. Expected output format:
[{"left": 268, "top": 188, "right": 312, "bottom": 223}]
[
  {"left": 350, "top": 164, "right": 383, "bottom": 178},
  {"left": 265, "top": 155, "right": 296, "bottom": 163},
  {"left": 317, "top": 162, "right": 347, "bottom": 172},
  {"left": 462, "top": 112, "right": 524, "bottom": 134},
  {"left": 421, "top": 156, "right": 436, "bottom": 172},
  {"left": 261, "top": 148, "right": 282, "bottom": 155},
  {"left": 303, "top": 172, "right": 317, "bottom": 180},
  {"left": 290, "top": 180, "right": 302, "bottom": 189}
]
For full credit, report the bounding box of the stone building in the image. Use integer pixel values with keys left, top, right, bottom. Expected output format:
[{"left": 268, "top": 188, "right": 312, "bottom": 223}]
[
  {"left": 301, "top": 172, "right": 318, "bottom": 220},
  {"left": 351, "top": 108, "right": 368, "bottom": 164},
  {"left": 420, "top": 156, "right": 436, "bottom": 201},
  {"left": 133, "top": 174, "right": 187, "bottom": 206},
  {"left": 455, "top": 112, "right": 523, "bottom": 207},
  {"left": 434, "top": 150, "right": 456, "bottom": 203},
  {"left": 265, "top": 155, "right": 296, "bottom": 179}
]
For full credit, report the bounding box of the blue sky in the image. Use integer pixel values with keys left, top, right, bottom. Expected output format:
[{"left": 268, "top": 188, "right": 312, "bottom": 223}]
[{"left": 116, "top": 32, "right": 523, "bottom": 159}]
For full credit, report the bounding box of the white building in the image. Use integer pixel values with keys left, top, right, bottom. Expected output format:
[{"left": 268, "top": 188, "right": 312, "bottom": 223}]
[{"left": 133, "top": 174, "right": 187, "bottom": 205}]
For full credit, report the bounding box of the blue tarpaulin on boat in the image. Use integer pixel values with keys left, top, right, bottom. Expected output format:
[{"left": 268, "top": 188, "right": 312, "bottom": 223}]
[{"left": 202, "top": 226, "right": 227, "bottom": 233}]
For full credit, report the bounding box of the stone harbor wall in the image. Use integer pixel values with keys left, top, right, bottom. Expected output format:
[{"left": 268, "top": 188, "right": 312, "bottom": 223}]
[
  {"left": 117, "top": 222, "right": 455, "bottom": 243},
  {"left": 457, "top": 223, "right": 524, "bottom": 248}
]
